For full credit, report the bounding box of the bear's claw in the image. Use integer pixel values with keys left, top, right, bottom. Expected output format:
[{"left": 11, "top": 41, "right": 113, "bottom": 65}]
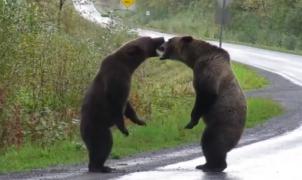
[
  {"left": 118, "top": 127, "right": 129, "bottom": 136},
  {"left": 122, "top": 129, "right": 129, "bottom": 136},
  {"left": 184, "top": 121, "right": 197, "bottom": 129},
  {"left": 135, "top": 119, "right": 146, "bottom": 126}
]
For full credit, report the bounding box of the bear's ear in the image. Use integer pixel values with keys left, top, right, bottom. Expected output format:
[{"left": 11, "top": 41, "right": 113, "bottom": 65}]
[
  {"left": 126, "top": 45, "right": 143, "bottom": 56},
  {"left": 181, "top": 36, "right": 193, "bottom": 43}
]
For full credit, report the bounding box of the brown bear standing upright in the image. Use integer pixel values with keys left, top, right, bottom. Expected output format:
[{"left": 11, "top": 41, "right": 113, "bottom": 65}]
[
  {"left": 157, "top": 36, "right": 247, "bottom": 172},
  {"left": 81, "top": 37, "right": 165, "bottom": 173}
]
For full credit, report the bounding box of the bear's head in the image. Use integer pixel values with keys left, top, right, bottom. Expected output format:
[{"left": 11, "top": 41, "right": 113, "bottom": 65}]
[
  {"left": 157, "top": 36, "right": 210, "bottom": 68},
  {"left": 157, "top": 36, "right": 228, "bottom": 68},
  {"left": 121, "top": 37, "right": 165, "bottom": 60},
  {"left": 157, "top": 36, "right": 193, "bottom": 59}
]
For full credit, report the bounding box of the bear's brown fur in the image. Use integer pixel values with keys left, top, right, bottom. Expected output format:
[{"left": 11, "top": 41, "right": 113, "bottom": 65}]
[
  {"left": 158, "top": 36, "right": 246, "bottom": 172},
  {"left": 81, "top": 37, "right": 165, "bottom": 173}
]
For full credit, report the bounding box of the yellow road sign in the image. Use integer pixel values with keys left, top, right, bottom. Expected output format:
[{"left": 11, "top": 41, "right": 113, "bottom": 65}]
[{"left": 120, "top": 0, "right": 136, "bottom": 8}]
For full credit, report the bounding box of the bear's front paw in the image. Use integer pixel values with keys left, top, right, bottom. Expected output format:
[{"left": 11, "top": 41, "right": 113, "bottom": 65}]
[
  {"left": 122, "top": 129, "right": 129, "bottom": 136},
  {"left": 135, "top": 119, "right": 146, "bottom": 126},
  {"left": 184, "top": 121, "right": 197, "bottom": 129},
  {"left": 118, "top": 127, "right": 129, "bottom": 136}
]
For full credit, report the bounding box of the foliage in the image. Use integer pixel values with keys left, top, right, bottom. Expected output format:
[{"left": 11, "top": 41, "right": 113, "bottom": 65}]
[
  {"left": 0, "top": 0, "right": 132, "bottom": 149},
  {"left": 120, "top": 0, "right": 302, "bottom": 51}
]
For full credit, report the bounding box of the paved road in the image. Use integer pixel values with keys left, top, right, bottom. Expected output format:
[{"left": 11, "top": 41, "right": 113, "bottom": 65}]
[{"left": 1, "top": 1, "right": 302, "bottom": 179}]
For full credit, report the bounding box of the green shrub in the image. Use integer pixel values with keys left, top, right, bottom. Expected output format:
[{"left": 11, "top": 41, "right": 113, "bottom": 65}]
[{"left": 0, "top": 0, "right": 132, "bottom": 150}]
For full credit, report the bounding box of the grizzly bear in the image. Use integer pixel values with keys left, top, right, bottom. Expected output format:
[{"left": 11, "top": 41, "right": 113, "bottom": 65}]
[
  {"left": 157, "top": 36, "right": 247, "bottom": 172},
  {"left": 81, "top": 37, "right": 165, "bottom": 173}
]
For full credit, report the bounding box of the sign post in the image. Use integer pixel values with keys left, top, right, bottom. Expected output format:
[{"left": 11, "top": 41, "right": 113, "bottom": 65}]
[
  {"left": 219, "top": 0, "right": 226, "bottom": 48},
  {"left": 216, "top": 0, "right": 231, "bottom": 48}
]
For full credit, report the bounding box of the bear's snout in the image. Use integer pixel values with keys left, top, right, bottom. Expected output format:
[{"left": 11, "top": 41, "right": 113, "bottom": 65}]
[
  {"left": 157, "top": 43, "right": 169, "bottom": 60},
  {"left": 148, "top": 37, "right": 164, "bottom": 57},
  {"left": 156, "top": 45, "right": 165, "bottom": 58},
  {"left": 158, "top": 45, "right": 165, "bottom": 52}
]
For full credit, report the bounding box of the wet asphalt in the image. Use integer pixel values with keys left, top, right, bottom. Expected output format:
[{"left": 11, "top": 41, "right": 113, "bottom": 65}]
[{"left": 1, "top": 66, "right": 302, "bottom": 180}]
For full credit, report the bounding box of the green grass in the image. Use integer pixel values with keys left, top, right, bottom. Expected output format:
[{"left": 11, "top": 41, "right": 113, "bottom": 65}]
[
  {"left": 0, "top": 60, "right": 282, "bottom": 173},
  {"left": 246, "top": 98, "right": 284, "bottom": 128},
  {"left": 112, "top": 97, "right": 283, "bottom": 157},
  {"left": 0, "top": 97, "right": 283, "bottom": 173},
  {"left": 232, "top": 63, "right": 269, "bottom": 90},
  {"left": 0, "top": 141, "right": 86, "bottom": 173}
]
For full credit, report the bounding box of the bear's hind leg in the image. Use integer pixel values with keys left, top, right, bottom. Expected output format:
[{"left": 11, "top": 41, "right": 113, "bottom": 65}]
[
  {"left": 87, "top": 128, "right": 113, "bottom": 173},
  {"left": 197, "top": 127, "right": 227, "bottom": 172}
]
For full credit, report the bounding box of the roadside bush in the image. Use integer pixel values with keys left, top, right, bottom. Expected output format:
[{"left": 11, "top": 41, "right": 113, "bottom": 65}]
[{"left": 0, "top": 0, "right": 132, "bottom": 150}]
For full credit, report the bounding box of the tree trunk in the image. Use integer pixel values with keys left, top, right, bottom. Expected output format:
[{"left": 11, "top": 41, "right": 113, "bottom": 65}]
[{"left": 59, "top": 0, "right": 65, "bottom": 11}]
